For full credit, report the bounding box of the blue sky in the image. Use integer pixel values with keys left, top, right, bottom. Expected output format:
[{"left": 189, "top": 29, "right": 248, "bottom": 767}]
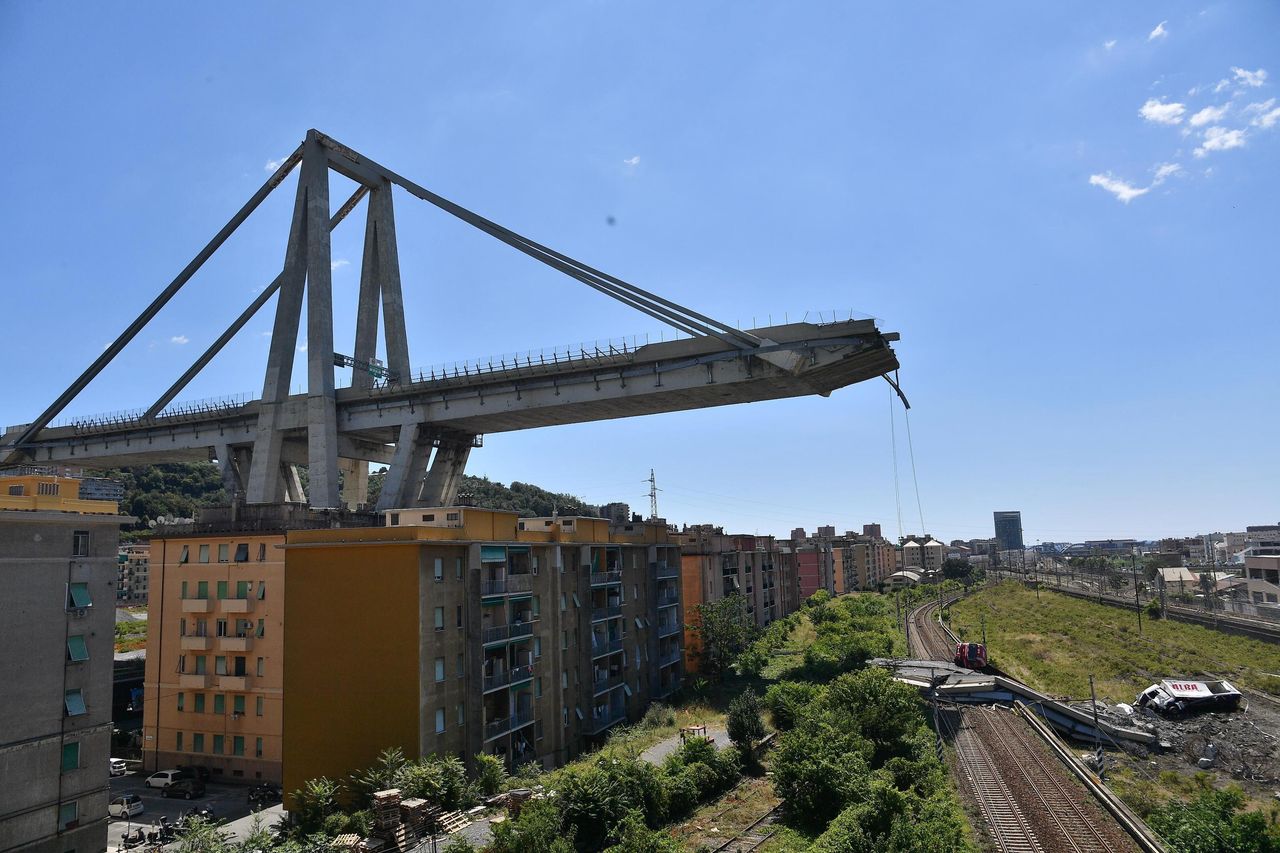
[{"left": 2, "top": 3, "right": 1277, "bottom": 543}]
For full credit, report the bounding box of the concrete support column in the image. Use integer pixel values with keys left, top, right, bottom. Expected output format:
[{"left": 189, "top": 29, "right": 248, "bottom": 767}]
[
  {"left": 213, "top": 442, "right": 243, "bottom": 498},
  {"left": 418, "top": 437, "right": 472, "bottom": 507},
  {"left": 301, "top": 135, "right": 340, "bottom": 509},
  {"left": 338, "top": 459, "right": 368, "bottom": 510}
]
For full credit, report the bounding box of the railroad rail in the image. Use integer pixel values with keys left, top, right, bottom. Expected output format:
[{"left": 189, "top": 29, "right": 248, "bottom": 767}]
[{"left": 709, "top": 804, "right": 783, "bottom": 853}]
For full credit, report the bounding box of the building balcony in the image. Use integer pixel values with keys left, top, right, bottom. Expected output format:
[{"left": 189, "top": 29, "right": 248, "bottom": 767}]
[
  {"left": 217, "top": 675, "right": 249, "bottom": 691},
  {"left": 506, "top": 575, "right": 533, "bottom": 595},
  {"left": 482, "top": 621, "right": 535, "bottom": 646},
  {"left": 181, "top": 598, "right": 213, "bottom": 613},
  {"left": 658, "top": 650, "right": 682, "bottom": 668},
  {"left": 657, "top": 590, "right": 680, "bottom": 608},
  {"left": 220, "top": 598, "right": 254, "bottom": 613},
  {"left": 219, "top": 636, "right": 253, "bottom": 652},
  {"left": 480, "top": 579, "right": 507, "bottom": 596},
  {"left": 653, "top": 563, "right": 679, "bottom": 580},
  {"left": 592, "top": 672, "right": 625, "bottom": 696},
  {"left": 588, "top": 706, "right": 627, "bottom": 734},
  {"left": 590, "top": 571, "right": 622, "bottom": 587},
  {"left": 657, "top": 622, "right": 681, "bottom": 638},
  {"left": 655, "top": 678, "right": 681, "bottom": 699},
  {"left": 180, "top": 635, "right": 211, "bottom": 651},
  {"left": 591, "top": 604, "right": 622, "bottom": 622},
  {"left": 483, "top": 663, "right": 535, "bottom": 694},
  {"left": 178, "top": 674, "right": 210, "bottom": 688},
  {"left": 483, "top": 707, "right": 535, "bottom": 742},
  {"left": 590, "top": 637, "right": 624, "bottom": 659}
]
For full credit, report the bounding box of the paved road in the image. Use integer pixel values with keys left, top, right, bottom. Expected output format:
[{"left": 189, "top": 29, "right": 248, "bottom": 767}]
[
  {"left": 639, "top": 725, "right": 730, "bottom": 765},
  {"left": 105, "top": 770, "right": 277, "bottom": 851}
]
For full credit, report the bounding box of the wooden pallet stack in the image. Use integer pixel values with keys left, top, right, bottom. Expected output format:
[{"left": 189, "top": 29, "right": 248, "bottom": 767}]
[
  {"left": 398, "top": 798, "right": 430, "bottom": 837},
  {"left": 372, "top": 789, "right": 414, "bottom": 851}
]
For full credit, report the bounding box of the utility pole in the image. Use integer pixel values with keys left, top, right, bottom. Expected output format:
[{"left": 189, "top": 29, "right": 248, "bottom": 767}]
[
  {"left": 1089, "top": 674, "right": 1105, "bottom": 779},
  {"left": 1131, "top": 552, "right": 1142, "bottom": 634},
  {"left": 646, "top": 468, "right": 660, "bottom": 521}
]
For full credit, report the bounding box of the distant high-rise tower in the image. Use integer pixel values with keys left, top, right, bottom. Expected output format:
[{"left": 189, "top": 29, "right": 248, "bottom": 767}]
[{"left": 994, "top": 511, "right": 1024, "bottom": 552}]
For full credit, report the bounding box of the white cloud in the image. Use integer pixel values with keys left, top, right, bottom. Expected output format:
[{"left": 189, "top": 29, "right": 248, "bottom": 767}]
[
  {"left": 1188, "top": 105, "right": 1228, "bottom": 126},
  {"left": 1104, "top": 39, "right": 1117, "bottom": 51},
  {"left": 1232, "top": 67, "right": 1267, "bottom": 88},
  {"left": 1213, "top": 79, "right": 1230, "bottom": 94},
  {"left": 170, "top": 335, "right": 189, "bottom": 345},
  {"left": 1244, "top": 99, "right": 1280, "bottom": 128},
  {"left": 1194, "top": 126, "right": 1247, "bottom": 157},
  {"left": 297, "top": 344, "right": 308, "bottom": 353},
  {"left": 1148, "top": 21, "right": 1168, "bottom": 40},
  {"left": 1139, "top": 98, "right": 1186, "bottom": 124},
  {"left": 263, "top": 157, "right": 288, "bottom": 173},
  {"left": 331, "top": 258, "right": 350, "bottom": 272},
  {"left": 1088, "top": 162, "right": 1182, "bottom": 204},
  {"left": 622, "top": 156, "right": 640, "bottom": 166},
  {"left": 1089, "top": 173, "right": 1150, "bottom": 203}
]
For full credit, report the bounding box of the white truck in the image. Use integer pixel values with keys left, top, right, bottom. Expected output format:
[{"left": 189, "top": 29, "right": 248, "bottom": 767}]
[{"left": 1135, "top": 679, "right": 1243, "bottom": 715}]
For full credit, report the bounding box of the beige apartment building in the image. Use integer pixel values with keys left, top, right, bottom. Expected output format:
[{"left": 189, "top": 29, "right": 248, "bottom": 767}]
[{"left": 142, "top": 531, "right": 286, "bottom": 783}]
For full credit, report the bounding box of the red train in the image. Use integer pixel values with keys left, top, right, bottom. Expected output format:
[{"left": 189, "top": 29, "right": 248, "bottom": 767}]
[{"left": 954, "top": 642, "right": 987, "bottom": 669}]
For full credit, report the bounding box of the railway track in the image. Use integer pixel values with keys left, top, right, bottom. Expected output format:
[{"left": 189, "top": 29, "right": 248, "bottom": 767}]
[
  {"left": 910, "top": 599, "right": 1141, "bottom": 852},
  {"left": 709, "top": 804, "right": 783, "bottom": 852}
]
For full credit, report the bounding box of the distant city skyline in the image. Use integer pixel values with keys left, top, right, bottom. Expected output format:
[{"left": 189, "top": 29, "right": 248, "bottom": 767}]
[{"left": 2, "top": 3, "right": 1276, "bottom": 543}]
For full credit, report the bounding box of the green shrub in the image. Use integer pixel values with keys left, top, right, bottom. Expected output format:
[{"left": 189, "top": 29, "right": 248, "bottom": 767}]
[
  {"left": 640, "top": 703, "right": 675, "bottom": 729},
  {"left": 490, "top": 797, "right": 574, "bottom": 853},
  {"left": 764, "top": 681, "right": 821, "bottom": 730},
  {"left": 727, "top": 688, "right": 766, "bottom": 756},
  {"left": 472, "top": 752, "right": 508, "bottom": 796}
]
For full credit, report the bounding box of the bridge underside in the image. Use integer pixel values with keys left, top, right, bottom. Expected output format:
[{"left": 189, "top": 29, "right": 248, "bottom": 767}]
[{"left": 3, "top": 318, "right": 897, "bottom": 509}]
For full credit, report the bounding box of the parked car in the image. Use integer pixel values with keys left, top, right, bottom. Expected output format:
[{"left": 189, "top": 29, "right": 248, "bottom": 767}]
[
  {"left": 161, "top": 778, "right": 207, "bottom": 799},
  {"left": 144, "top": 769, "right": 190, "bottom": 789},
  {"left": 108, "top": 794, "right": 144, "bottom": 818},
  {"left": 110, "top": 758, "right": 128, "bottom": 776},
  {"left": 176, "top": 763, "right": 211, "bottom": 781}
]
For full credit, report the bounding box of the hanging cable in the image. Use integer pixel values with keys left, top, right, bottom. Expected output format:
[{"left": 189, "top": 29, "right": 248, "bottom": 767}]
[
  {"left": 904, "top": 406, "right": 926, "bottom": 535},
  {"left": 889, "top": 385, "right": 904, "bottom": 540}
]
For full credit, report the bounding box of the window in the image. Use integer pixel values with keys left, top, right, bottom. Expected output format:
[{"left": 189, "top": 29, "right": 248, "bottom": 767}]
[
  {"left": 435, "top": 708, "right": 445, "bottom": 733},
  {"left": 194, "top": 656, "right": 206, "bottom": 675},
  {"left": 66, "top": 635, "right": 88, "bottom": 662},
  {"left": 72, "top": 530, "right": 90, "bottom": 557},
  {"left": 193, "top": 733, "right": 205, "bottom": 753},
  {"left": 199, "top": 544, "right": 210, "bottom": 564},
  {"left": 215, "top": 656, "right": 227, "bottom": 676},
  {"left": 258, "top": 582, "right": 266, "bottom": 600},
  {"left": 197, "top": 581, "right": 209, "bottom": 600},
  {"left": 456, "top": 557, "right": 463, "bottom": 579},
  {"left": 562, "top": 630, "right": 568, "bottom": 650},
  {"left": 434, "top": 558, "right": 443, "bottom": 581},
  {"left": 234, "top": 695, "right": 245, "bottom": 715},
  {"left": 534, "top": 637, "right": 542, "bottom": 659},
  {"left": 213, "top": 734, "right": 225, "bottom": 755},
  {"left": 181, "top": 581, "right": 188, "bottom": 600},
  {"left": 217, "top": 581, "right": 228, "bottom": 600},
  {"left": 214, "top": 695, "right": 225, "bottom": 714},
  {"left": 457, "top": 653, "right": 464, "bottom": 678},
  {"left": 423, "top": 514, "right": 435, "bottom": 522},
  {"left": 434, "top": 607, "right": 444, "bottom": 631},
  {"left": 457, "top": 703, "right": 464, "bottom": 725},
  {"left": 218, "top": 544, "right": 229, "bottom": 563},
  {"left": 256, "top": 619, "right": 265, "bottom": 638},
  {"left": 235, "top": 543, "right": 249, "bottom": 563},
  {"left": 177, "top": 692, "right": 185, "bottom": 712},
  {"left": 61, "top": 741, "right": 80, "bottom": 772},
  {"left": 178, "top": 654, "right": 187, "bottom": 674},
  {"left": 446, "top": 512, "right": 460, "bottom": 522},
  {"left": 233, "top": 736, "right": 245, "bottom": 756},
  {"left": 434, "top": 657, "right": 445, "bottom": 682},
  {"left": 257, "top": 657, "right": 265, "bottom": 677},
  {"left": 194, "top": 694, "right": 206, "bottom": 713},
  {"left": 255, "top": 737, "right": 263, "bottom": 758},
  {"left": 64, "top": 689, "right": 86, "bottom": 716},
  {"left": 176, "top": 731, "right": 184, "bottom": 751},
  {"left": 257, "top": 543, "right": 267, "bottom": 562},
  {"left": 6, "top": 484, "right": 22, "bottom": 496},
  {"left": 531, "top": 595, "right": 540, "bottom": 617},
  {"left": 575, "top": 707, "right": 584, "bottom": 721},
  {"left": 67, "top": 583, "right": 91, "bottom": 609},
  {"left": 58, "top": 801, "right": 77, "bottom": 831},
  {"left": 236, "top": 580, "right": 250, "bottom": 599},
  {"left": 216, "top": 620, "right": 228, "bottom": 638},
  {"left": 234, "top": 656, "right": 246, "bottom": 676},
  {"left": 535, "top": 677, "right": 543, "bottom": 698},
  {"left": 179, "top": 618, "right": 187, "bottom": 637},
  {"left": 179, "top": 545, "right": 190, "bottom": 564},
  {"left": 39, "top": 481, "right": 60, "bottom": 496},
  {"left": 256, "top": 696, "right": 264, "bottom": 716},
  {"left": 456, "top": 605, "right": 463, "bottom": 628},
  {"left": 560, "top": 593, "right": 566, "bottom": 611},
  {"left": 561, "top": 669, "right": 568, "bottom": 689},
  {"left": 572, "top": 592, "right": 580, "bottom": 608},
  {"left": 389, "top": 512, "right": 400, "bottom": 526},
  {"left": 563, "top": 707, "right": 569, "bottom": 727}
]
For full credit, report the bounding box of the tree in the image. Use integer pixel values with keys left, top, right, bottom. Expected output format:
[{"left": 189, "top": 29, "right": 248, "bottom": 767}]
[
  {"left": 691, "top": 593, "right": 758, "bottom": 680},
  {"left": 489, "top": 798, "right": 575, "bottom": 853},
  {"left": 472, "top": 752, "right": 508, "bottom": 796},
  {"left": 941, "top": 558, "right": 972, "bottom": 580},
  {"left": 727, "top": 688, "right": 766, "bottom": 759},
  {"left": 603, "top": 810, "right": 683, "bottom": 853}
]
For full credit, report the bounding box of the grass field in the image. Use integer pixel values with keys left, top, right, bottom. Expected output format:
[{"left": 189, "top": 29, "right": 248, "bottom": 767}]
[
  {"left": 114, "top": 619, "right": 147, "bottom": 653},
  {"left": 949, "top": 582, "right": 1280, "bottom": 703}
]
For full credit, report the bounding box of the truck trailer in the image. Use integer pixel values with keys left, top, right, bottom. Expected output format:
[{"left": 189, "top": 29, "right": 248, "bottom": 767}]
[{"left": 1135, "top": 679, "right": 1243, "bottom": 715}]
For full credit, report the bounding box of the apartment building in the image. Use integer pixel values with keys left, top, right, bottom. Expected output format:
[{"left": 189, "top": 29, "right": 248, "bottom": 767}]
[
  {"left": 1244, "top": 554, "right": 1280, "bottom": 606},
  {"left": 142, "top": 531, "right": 286, "bottom": 783},
  {"left": 0, "top": 474, "right": 126, "bottom": 853},
  {"left": 280, "top": 508, "right": 683, "bottom": 803},
  {"left": 117, "top": 543, "right": 150, "bottom": 603}
]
